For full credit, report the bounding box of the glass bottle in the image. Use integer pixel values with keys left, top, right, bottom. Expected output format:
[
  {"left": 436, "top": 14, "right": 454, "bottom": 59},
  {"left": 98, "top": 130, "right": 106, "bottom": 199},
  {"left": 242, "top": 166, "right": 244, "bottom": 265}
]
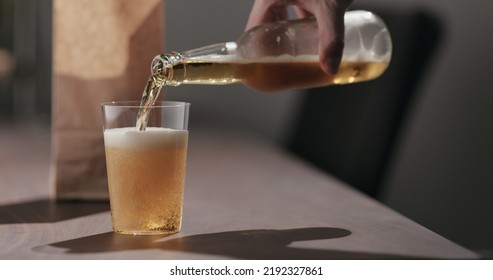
[{"left": 151, "top": 10, "right": 392, "bottom": 92}]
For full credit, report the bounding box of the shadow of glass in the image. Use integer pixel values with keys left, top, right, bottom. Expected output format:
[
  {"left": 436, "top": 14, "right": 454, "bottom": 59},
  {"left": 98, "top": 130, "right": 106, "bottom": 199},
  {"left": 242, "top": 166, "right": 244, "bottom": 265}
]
[
  {"left": 40, "top": 227, "right": 425, "bottom": 259},
  {"left": 0, "top": 199, "right": 110, "bottom": 224}
]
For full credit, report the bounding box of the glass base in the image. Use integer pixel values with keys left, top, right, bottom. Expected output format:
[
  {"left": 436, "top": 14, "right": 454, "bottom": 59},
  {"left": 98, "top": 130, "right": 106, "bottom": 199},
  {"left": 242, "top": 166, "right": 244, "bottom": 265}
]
[{"left": 114, "top": 229, "right": 180, "bottom": 236}]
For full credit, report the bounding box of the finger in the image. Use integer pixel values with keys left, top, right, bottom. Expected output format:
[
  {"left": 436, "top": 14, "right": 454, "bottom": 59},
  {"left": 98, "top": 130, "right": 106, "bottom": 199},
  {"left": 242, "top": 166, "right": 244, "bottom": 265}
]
[
  {"left": 246, "top": 0, "right": 289, "bottom": 31},
  {"left": 313, "top": 1, "right": 346, "bottom": 74}
]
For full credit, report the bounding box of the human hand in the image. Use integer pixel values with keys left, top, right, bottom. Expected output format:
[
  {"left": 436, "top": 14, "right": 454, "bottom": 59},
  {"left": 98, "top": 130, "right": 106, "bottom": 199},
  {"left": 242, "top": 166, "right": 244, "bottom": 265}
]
[{"left": 246, "top": 0, "right": 353, "bottom": 74}]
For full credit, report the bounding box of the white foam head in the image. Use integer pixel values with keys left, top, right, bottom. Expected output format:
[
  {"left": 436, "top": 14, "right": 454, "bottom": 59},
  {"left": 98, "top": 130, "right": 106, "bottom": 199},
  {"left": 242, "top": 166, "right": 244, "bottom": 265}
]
[{"left": 104, "top": 127, "right": 188, "bottom": 150}]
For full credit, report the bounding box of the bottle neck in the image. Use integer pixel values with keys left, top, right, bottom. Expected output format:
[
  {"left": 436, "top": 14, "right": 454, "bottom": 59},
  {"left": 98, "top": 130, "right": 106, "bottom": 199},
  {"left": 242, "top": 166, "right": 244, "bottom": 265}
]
[
  {"left": 151, "top": 51, "right": 182, "bottom": 86},
  {"left": 182, "top": 42, "right": 237, "bottom": 58},
  {"left": 151, "top": 42, "right": 238, "bottom": 86}
]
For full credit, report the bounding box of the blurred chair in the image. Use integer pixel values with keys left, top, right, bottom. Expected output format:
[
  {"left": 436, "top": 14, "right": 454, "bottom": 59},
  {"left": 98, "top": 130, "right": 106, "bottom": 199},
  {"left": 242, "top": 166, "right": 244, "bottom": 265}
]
[{"left": 287, "top": 8, "right": 443, "bottom": 198}]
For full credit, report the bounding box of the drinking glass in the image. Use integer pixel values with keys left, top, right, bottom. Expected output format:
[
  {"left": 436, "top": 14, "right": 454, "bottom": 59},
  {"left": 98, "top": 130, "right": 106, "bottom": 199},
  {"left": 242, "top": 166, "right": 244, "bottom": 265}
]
[{"left": 101, "top": 101, "right": 190, "bottom": 235}]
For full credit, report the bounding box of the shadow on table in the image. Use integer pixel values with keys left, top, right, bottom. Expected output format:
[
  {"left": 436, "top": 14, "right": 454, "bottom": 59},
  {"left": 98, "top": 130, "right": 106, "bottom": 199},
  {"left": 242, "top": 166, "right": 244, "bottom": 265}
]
[
  {"left": 0, "top": 199, "right": 110, "bottom": 224},
  {"left": 39, "top": 227, "right": 422, "bottom": 259}
]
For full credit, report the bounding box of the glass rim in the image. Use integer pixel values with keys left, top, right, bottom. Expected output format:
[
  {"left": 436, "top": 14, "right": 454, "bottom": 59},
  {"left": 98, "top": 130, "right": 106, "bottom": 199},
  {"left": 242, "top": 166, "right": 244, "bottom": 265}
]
[{"left": 101, "top": 101, "right": 190, "bottom": 108}]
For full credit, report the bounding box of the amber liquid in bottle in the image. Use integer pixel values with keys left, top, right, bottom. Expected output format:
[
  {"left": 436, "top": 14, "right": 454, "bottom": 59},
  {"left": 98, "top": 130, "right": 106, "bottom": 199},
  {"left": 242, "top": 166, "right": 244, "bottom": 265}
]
[{"left": 168, "top": 56, "right": 388, "bottom": 92}]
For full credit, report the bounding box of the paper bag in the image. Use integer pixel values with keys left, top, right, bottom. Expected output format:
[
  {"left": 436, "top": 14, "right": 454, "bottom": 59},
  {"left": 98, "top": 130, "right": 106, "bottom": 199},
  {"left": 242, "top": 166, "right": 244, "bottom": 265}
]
[{"left": 51, "top": 0, "right": 165, "bottom": 200}]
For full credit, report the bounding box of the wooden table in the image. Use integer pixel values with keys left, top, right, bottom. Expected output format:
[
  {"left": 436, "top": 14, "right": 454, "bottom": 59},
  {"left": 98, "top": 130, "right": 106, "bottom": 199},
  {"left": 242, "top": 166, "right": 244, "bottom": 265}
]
[{"left": 0, "top": 124, "right": 479, "bottom": 259}]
